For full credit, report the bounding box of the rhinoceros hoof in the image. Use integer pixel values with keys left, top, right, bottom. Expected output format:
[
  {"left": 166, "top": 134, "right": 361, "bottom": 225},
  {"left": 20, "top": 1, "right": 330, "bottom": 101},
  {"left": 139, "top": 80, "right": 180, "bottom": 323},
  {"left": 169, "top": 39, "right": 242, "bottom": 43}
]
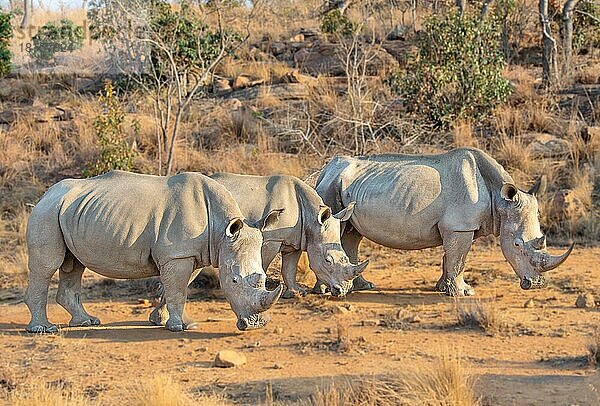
[
  {"left": 166, "top": 321, "right": 184, "bottom": 332},
  {"left": 282, "top": 288, "right": 307, "bottom": 299},
  {"left": 311, "top": 284, "right": 329, "bottom": 295},
  {"left": 69, "top": 316, "right": 101, "bottom": 327},
  {"left": 26, "top": 324, "right": 58, "bottom": 334}
]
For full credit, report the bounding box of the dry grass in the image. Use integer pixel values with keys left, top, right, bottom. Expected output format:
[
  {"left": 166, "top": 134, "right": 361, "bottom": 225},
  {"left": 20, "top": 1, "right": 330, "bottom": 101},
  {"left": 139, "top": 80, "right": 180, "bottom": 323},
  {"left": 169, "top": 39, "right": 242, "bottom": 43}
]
[
  {"left": 456, "top": 298, "right": 504, "bottom": 334},
  {"left": 5, "top": 381, "right": 88, "bottom": 406},
  {"left": 125, "top": 373, "right": 229, "bottom": 406},
  {"left": 587, "top": 329, "right": 600, "bottom": 368},
  {"left": 304, "top": 350, "right": 479, "bottom": 406}
]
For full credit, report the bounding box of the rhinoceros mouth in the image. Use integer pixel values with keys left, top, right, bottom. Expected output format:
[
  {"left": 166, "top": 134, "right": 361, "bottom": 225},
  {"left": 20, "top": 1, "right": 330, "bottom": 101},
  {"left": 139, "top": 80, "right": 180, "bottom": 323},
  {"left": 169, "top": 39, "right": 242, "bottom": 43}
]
[
  {"left": 520, "top": 274, "right": 546, "bottom": 290},
  {"left": 236, "top": 313, "right": 270, "bottom": 331}
]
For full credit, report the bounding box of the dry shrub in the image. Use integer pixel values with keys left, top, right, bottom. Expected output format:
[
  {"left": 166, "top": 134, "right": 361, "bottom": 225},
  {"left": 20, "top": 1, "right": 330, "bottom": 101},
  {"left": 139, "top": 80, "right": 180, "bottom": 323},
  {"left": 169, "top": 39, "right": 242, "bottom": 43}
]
[
  {"left": 306, "top": 351, "right": 478, "bottom": 406},
  {"left": 456, "top": 298, "right": 503, "bottom": 334},
  {"left": 588, "top": 329, "right": 600, "bottom": 368},
  {"left": 453, "top": 119, "right": 478, "bottom": 148}
]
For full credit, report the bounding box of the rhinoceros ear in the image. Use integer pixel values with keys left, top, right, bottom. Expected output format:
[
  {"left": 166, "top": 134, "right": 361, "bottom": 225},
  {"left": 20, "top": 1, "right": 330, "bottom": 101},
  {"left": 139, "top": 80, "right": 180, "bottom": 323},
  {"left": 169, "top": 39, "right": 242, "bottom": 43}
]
[
  {"left": 318, "top": 206, "right": 332, "bottom": 225},
  {"left": 259, "top": 208, "right": 284, "bottom": 232},
  {"left": 527, "top": 175, "right": 547, "bottom": 197},
  {"left": 226, "top": 218, "right": 244, "bottom": 238},
  {"left": 333, "top": 201, "right": 356, "bottom": 222},
  {"left": 501, "top": 183, "right": 519, "bottom": 202}
]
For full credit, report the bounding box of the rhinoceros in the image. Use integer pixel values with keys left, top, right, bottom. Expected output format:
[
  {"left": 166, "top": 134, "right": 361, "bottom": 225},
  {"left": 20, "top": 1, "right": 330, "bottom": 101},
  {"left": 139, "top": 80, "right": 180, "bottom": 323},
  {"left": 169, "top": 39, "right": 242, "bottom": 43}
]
[
  {"left": 315, "top": 147, "right": 573, "bottom": 296},
  {"left": 150, "top": 173, "right": 369, "bottom": 325},
  {"left": 24, "top": 170, "right": 283, "bottom": 333}
]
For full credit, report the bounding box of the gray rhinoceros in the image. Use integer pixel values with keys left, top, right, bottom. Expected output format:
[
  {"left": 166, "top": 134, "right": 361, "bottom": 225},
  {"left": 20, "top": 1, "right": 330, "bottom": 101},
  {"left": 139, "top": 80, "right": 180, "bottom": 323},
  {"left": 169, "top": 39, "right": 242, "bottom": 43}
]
[
  {"left": 150, "top": 173, "right": 368, "bottom": 325},
  {"left": 315, "top": 147, "right": 573, "bottom": 296},
  {"left": 24, "top": 170, "right": 282, "bottom": 333}
]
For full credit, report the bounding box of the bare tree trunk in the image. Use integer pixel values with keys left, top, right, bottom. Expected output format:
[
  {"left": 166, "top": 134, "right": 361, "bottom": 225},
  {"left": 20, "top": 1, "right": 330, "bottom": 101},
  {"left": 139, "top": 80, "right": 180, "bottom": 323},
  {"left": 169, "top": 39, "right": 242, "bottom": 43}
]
[
  {"left": 539, "top": 0, "right": 560, "bottom": 87},
  {"left": 20, "top": 0, "right": 31, "bottom": 28},
  {"left": 562, "top": 0, "right": 579, "bottom": 77},
  {"left": 411, "top": 0, "right": 416, "bottom": 33},
  {"left": 457, "top": 0, "right": 465, "bottom": 16}
]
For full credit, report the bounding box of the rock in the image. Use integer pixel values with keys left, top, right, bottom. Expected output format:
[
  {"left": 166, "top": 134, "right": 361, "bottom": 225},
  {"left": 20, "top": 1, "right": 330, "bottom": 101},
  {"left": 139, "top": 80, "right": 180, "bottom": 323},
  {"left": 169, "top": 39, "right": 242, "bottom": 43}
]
[
  {"left": 524, "top": 298, "right": 535, "bottom": 308},
  {"left": 283, "top": 69, "right": 318, "bottom": 86},
  {"left": 361, "top": 319, "right": 378, "bottom": 326},
  {"left": 137, "top": 298, "right": 152, "bottom": 307},
  {"left": 526, "top": 132, "right": 571, "bottom": 158},
  {"left": 548, "top": 189, "right": 587, "bottom": 221},
  {"left": 213, "top": 78, "right": 232, "bottom": 93},
  {"left": 270, "top": 42, "right": 287, "bottom": 56},
  {"left": 407, "top": 314, "right": 421, "bottom": 323},
  {"left": 381, "top": 40, "right": 419, "bottom": 67},
  {"left": 274, "top": 326, "right": 284, "bottom": 334},
  {"left": 223, "top": 98, "right": 243, "bottom": 110},
  {"left": 333, "top": 304, "right": 350, "bottom": 314},
  {"left": 575, "top": 293, "right": 596, "bottom": 308},
  {"left": 233, "top": 75, "right": 251, "bottom": 89},
  {"left": 290, "top": 33, "right": 305, "bottom": 43},
  {"left": 214, "top": 350, "right": 247, "bottom": 368},
  {"left": 227, "top": 83, "right": 310, "bottom": 101}
]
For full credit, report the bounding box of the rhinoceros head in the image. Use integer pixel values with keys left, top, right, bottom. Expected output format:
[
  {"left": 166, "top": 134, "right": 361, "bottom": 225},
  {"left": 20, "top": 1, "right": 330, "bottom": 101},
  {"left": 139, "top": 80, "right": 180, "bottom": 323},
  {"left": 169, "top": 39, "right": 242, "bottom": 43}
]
[
  {"left": 218, "top": 218, "right": 283, "bottom": 331},
  {"left": 305, "top": 202, "right": 369, "bottom": 297},
  {"left": 497, "top": 178, "right": 573, "bottom": 290}
]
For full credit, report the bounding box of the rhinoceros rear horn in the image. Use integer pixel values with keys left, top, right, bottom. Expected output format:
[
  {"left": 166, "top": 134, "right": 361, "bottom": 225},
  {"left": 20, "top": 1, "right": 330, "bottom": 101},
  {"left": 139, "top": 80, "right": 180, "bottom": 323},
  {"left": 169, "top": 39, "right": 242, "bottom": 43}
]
[
  {"left": 258, "top": 284, "right": 283, "bottom": 311},
  {"left": 352, "top": 259, "right": 369, "bottom": 276},
  {"left": 539, "top": 242, "right": 574, "bottom": 272}
]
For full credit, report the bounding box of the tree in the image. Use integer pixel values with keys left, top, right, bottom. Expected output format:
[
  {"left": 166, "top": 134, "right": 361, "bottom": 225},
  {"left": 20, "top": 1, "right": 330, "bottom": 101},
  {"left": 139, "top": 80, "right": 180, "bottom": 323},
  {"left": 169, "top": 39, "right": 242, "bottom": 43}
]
[
  {"left": 89, "top": 0, "right": 247, "bottom": 175},
  {"left": 19, "top": 0, "right": 30, "bottom": 28},
  {"left": 561, "top": 0, "right": 579, "bottom": 76},
  {"left": 539, "top": 0, "right": 559, "bottom": 87}
]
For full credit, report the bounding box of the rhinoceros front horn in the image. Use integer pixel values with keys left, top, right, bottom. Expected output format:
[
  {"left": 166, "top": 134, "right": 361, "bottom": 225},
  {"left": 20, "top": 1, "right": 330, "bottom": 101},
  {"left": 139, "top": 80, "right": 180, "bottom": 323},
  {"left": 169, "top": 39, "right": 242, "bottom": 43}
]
[
  {"left": 352, "top": 260, "right": 370, "bottom": 276},
  {"left": 538, "top": 242, "right": 574, "bottom": 272},
  {"left": 257, "top": 283, "right": 283, "bottom": 312}
]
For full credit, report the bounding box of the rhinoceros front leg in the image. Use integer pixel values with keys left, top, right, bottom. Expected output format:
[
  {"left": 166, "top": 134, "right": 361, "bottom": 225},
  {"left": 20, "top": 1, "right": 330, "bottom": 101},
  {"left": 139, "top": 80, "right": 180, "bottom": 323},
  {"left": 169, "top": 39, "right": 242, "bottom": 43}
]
[
  {"left": 150, "top": 268, "right": 202, "bottom": 328},
  {"left": 160, "top": 257, "right": 195, "bottom": 332},
  {"left": 436, "top": 231, "right": 475, "bottom": 296},
  {"left": 56, "top": 256, "right": 100, "bottom": 327},
  {"left": 342, "top": 227, "right": 375, "bottom": 292},
  {"left": 281, "top": 250, "right": 307, "bottom": 299}
]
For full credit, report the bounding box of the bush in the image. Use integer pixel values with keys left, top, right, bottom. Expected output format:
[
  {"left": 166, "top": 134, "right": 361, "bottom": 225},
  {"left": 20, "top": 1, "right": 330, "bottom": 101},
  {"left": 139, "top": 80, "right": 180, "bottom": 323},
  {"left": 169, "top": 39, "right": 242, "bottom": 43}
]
[
  {"left": 84, "top": 82, "right": 137, "bottom": 177},
  {"left": 29, "top": 19, "right": 84, "bottom": 63},
  {"left": 321, "top": 9, "right": 355, "bottom": 36},
  {"left": 0, "top": 11, "right": 13, "bottom": 77},
  {"left": 388, "top": 12, "right": 510, "bottom": 128}
]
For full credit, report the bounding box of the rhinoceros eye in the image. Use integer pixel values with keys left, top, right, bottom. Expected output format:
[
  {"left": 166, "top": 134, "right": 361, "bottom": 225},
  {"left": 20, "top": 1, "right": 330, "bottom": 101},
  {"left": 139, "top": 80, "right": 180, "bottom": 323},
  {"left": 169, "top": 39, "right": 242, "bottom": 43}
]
[{"left": 232, "top": 275, "right": 241, "bottom": 284}]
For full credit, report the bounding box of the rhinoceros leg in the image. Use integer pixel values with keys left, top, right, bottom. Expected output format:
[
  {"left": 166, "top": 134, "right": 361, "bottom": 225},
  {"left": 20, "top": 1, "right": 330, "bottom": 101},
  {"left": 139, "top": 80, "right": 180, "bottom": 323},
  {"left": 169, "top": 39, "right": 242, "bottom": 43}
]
[
  {"left": 281, "top": 250, "right": 306, "bottom": 299},
  {"left": 56, "top": 253, "right": 101, "bottom": 327},
  {"left": 150, "top": 268, "right": 202, "bottom": 328},
  {"left": 341, "top": 227, "right": 375, "bottom": 292},
  {"left": 160, "top": 257, "right": 195, "bottom": 332},
  {"left": 436, "top": 231, "right": 475, "bottom": 296}
]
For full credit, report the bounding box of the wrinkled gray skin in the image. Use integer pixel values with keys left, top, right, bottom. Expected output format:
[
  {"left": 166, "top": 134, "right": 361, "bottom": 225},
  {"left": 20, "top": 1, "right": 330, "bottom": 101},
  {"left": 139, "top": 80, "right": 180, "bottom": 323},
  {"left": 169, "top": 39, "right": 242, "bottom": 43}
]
[
  {"left": 151, "top": 173, "right": 368, "bottom": 326},
  {"left": 315, "top": 148, "right": 573, "bottom": 296},
  {"left": 24, "top": 171, "right": 282, "bottom": 333}
]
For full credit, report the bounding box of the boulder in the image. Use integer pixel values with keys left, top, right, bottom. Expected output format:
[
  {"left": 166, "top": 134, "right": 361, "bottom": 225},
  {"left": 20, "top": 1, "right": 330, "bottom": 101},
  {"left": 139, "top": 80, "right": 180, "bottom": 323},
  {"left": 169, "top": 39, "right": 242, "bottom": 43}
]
[
  {"left": 213, "top": 78, "right": 232, "bottom": 94},
  {"left": 270, "top": 42, "right": 287, "bottom": 56},
  {"left": 526, "top": 132, "right": 571, "bottom": 158},
  {"left": 381, "top": 40, "right": 418, "bottom": 67},
  {"left": 214, "top": 350, "right": 247, "bottom": 368},
  {"left": 289, "top": 33, "right": 305, "bottom": 43},
  {"left": 282, "top": 69, "right": 318, "bottom": 86}
]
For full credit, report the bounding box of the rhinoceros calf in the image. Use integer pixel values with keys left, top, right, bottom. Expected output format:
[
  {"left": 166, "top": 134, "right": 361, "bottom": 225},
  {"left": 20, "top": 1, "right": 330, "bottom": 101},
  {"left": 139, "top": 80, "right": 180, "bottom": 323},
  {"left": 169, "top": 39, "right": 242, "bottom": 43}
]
[
  {"left": 315, "top": 147, "right": 573, "bottom": 296},
  {"left": 24, "top": 171, "right": 282, "bottom": 333}
]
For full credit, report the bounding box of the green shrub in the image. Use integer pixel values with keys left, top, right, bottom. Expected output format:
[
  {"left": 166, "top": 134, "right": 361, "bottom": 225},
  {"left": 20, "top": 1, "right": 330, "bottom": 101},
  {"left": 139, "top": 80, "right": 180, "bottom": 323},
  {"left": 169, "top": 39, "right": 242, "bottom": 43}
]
[
  {"left": 572, "top": 0, "right": 600, "bottom": 50},
  {"left": 0, "top": 11, "right": 13, "bottom": 77},
  {"left": 29, "top": 19, "right": 84, "bottom": 63},
  {"left": 84, "top": 82, "right": 137, "bottom": 177},
  {"left": 321, "top": 9, "right": 355, "bottom": 36},
  {"left": 387, "top": 12, "right": 510, "bottom": 128}
]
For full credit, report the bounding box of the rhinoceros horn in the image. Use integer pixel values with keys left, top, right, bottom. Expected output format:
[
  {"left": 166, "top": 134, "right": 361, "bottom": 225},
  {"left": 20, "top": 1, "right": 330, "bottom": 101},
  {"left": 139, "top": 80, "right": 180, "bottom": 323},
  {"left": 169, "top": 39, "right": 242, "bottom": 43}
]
[
  {"left": 352, "top": 260, "right": 370, "bottom": 276},
  {"left": 257, "top": 284, "right": 283, "bottom": 312},
  {"left": 532, "top": 242, "right": 574, "bottom": 272}
]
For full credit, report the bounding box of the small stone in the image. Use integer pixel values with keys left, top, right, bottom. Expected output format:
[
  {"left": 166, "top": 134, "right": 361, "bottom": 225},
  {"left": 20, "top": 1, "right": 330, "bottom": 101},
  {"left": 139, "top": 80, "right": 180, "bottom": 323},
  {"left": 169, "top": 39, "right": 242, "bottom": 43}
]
[
  {"left": 333, "top": 305, "right": 350, "bottom": 314},
  {"left": 272, "top": 363, "right": 283, "bottom": 369},
  {"left": 407, "top": 315, "right": 421, "bottom": 323},
  {"left": 195, "top": 346, "right": 208, "bottom": 352},
  {"left": 274, "top": 326, "right": 284, "bottom": 334},
  {"left": 575, "top": 293, "right": 596, "bottom": 308},
  {"left": 136, "top": 298, "right": 151, "bottom": 307},
  {"left": 524, "top": 298, "right": 535, "bottom": 308},
  {"left": 214, "top": 350, "right": 247, "bottom": 368},
  {"left": 361, "top": 319, "right": 378, "bottom": 327}
]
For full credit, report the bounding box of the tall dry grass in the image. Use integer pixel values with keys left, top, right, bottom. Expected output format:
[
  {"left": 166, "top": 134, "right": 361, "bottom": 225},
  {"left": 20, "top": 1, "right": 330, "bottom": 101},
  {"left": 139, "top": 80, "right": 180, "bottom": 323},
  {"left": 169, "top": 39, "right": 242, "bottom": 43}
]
[
  {"left": 305, "top": 350, "right": 479, "bottom": 406},
  {"left": 456, "top": 298, "right": 504, "bottom": 334}
]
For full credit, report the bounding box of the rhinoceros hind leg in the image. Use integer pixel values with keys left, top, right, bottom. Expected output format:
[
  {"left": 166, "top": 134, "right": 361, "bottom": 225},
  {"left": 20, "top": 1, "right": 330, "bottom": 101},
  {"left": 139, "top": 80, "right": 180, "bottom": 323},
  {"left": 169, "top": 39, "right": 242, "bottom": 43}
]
[
  {"left": 437, "top": 230, "right": 475, "bottom": 297},
  {"left": 160, "top": 258, "right": 195, "bottom": 332},
  {"left": 56, "top": 254, "right": 101, "bottom": 327},
  {"left": 25, "top": 246, "right": 64, "bottom": 334}
]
